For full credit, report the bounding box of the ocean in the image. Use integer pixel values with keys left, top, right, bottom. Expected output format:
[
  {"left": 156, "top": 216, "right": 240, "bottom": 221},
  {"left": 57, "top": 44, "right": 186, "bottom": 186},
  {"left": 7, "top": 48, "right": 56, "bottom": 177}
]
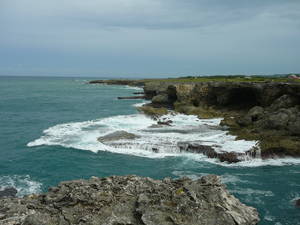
[{"left": 0, "top": 76, "right": 299, "bottom": 224}]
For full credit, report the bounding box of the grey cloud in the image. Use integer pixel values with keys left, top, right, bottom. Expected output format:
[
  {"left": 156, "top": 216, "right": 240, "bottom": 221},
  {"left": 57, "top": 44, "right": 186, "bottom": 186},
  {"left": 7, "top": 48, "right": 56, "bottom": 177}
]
[
  {"left": 0, "top": 0, "right": 299, "bottom": 76},
  {"left": 2, "top": 0, "right": 300, "bottom": 30}
]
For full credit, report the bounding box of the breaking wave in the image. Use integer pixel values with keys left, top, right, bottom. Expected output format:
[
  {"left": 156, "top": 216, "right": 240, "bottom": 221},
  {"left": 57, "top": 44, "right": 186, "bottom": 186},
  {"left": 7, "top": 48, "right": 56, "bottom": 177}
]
[
  {"left": 27, "top": 113, "right": 300, "bottom": 167},
  {"left": 0, "top": 175, "right": 42, "bottom": 197}
]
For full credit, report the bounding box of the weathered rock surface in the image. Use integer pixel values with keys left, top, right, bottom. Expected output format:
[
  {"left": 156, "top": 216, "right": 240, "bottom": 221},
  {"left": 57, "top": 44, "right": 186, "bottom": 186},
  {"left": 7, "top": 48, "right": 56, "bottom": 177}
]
[
  {"left": 98, "top": 131, "right": 140, "bottom": 143},
  {"left": 0, "top": 175, "right": 259, "bottom": 225},
  {"left": 177, "top": 142, "right": 259, "bottom": 163},
  {"left": 0, "top": 188, "right": 17, "bottom": 198},
  {"left": 91, "top": 78, "right": 300, "bottom": 158},
  {"left": 142, "top": 81, "right": 300, "bottom": 158},
  {"left": 137, "top": 105, "right": 169, "bottom": 117}
]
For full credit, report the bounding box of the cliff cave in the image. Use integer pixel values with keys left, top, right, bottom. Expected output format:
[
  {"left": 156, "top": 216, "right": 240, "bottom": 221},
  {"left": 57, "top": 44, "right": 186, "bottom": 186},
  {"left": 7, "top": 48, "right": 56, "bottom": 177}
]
[{"left": 225, "top": 88, "right": 260, "bottom": 109}]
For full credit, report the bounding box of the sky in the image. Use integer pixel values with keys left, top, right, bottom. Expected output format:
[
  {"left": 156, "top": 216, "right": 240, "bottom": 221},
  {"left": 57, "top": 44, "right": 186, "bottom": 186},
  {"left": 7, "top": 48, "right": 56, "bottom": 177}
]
[{"left": 0, "top": 0, "right": 300, "bottom": 77}]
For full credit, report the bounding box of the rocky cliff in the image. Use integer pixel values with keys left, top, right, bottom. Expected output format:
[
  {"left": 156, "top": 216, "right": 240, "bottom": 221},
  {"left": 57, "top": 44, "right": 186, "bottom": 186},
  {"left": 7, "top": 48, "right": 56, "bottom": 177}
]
[
  {"left": 140, "top": 81, "right": 300, "bottom": 158},
  {"left": 0, "top": 175, "right": 259, "bottom": 225}
]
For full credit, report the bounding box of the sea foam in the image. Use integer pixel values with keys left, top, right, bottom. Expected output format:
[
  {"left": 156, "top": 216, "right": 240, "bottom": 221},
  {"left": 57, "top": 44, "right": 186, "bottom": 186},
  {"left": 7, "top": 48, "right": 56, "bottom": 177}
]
[
  {"left": 0, "top": 175, "right": 42, "bottom": 197},
  {"left": 27, "top": 113, "right": 300, "bottom": 167}
]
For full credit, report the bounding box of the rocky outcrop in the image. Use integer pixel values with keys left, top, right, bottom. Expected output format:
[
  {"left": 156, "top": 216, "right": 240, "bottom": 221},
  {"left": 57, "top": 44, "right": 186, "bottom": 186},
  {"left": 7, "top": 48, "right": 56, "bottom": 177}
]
[
  {"left": 91, "top": 78, "right": 300, "bottom": 158},
  {"left": 145, "top": 82, "right": 300, "bottom": 109},
  {"left": 177, "top": 142, "right": 259, "bottom": 163},
  {"left": 98, "top": 131, "right": 140, "bottom": 143},
  {"left": 0, "top": 175, "right": 259, "bottom": 225},
  {"left": 137, "top": 105, "right": 169, "bottom": 117},
  {"left": 0, "top": 188, "right": 17, "bottom": 198},
  {"left": 141, "top": 81, "right": 300, "bottom": 158}
]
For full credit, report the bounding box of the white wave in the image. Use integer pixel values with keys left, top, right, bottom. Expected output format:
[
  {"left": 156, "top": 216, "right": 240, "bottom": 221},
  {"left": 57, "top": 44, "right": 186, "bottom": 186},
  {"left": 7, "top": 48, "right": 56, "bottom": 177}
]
[
  {"left": 0, "top": 175, "right": 42, "bottom": 197},
  {"left": 132, "top": 101, "right": 150, "bottom": 107},
  {"left": 123, "top": 85, "right": 143, "bottom": 91},
  {"left": 172, "top": 171, "right": 250, "bottom": 185},
  {"left": 216, "top": 157, "right": 300, "bottom": 167},
  {"left": 28, "top": 113, "right": 254, "bottom": 157},
  {"left": 221, "top": 174, "right": 250, "bottom": 184},
  {"left": 229, "top": 187, "right": 274, "bottom": 197},
  {"left": 264, "top": 211, "right": 276, "bottom": 222},
  {"left": 27, "top": 112, "right": 300, "bottom": 166}
]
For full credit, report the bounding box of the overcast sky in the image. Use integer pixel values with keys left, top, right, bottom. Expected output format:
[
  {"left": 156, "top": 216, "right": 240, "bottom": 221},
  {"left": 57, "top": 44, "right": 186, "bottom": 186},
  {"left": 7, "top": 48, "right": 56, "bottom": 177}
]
[{"left": 1, "top": 0, "right": 300, "bottom": 77}]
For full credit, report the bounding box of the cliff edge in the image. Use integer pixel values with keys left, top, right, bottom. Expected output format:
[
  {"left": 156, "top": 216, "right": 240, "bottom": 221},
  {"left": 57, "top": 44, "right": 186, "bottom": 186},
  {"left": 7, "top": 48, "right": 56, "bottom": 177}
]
[{"left": 141, "top": 81, "right": 300, "bottom": 158}]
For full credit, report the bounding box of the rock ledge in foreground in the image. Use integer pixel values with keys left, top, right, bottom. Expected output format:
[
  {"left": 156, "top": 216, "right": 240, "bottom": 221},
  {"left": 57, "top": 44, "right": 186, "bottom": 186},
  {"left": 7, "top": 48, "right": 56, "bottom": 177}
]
[{"left": 0, "top": 175, "right": 259, "bottom": 225}]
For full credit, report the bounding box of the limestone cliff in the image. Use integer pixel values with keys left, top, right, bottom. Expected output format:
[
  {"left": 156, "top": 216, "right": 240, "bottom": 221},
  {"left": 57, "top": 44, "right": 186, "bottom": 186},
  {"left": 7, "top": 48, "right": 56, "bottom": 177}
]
[{"left": 142, "top": 81, "right": 300, "bottom": 157}]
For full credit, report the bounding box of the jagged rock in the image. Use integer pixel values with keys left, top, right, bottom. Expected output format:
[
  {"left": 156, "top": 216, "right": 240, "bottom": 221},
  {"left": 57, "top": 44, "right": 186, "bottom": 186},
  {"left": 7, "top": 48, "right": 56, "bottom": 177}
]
[
  {"left": 247, "top": 106, "right": 264, "bottom": 121},
  {"left": 178, "top": 142, "right": 217, "bottom": 154},
  {"left": 0, "top": 175, "right": 260, "bottom": 225},
  {"left": 220, "top": 117, "right": 240, "bottom": 128},
  {"left": 144, "top": 82, "right": 170, "bottom": 99},
  {"left": 157, "top": 120, "right": 172, "bottom": 126},
  {"left": 98, "top": 131, "right": 140, "bottom": 143},
  {"left": 265, "top": 111, "right": 291, "bottom": 129},
  {"left": 178, "top": 142, "right": 244, "bottom": 163},
  {"left": 151, "top": 94, "right": 169, "bottom": 105},
  {"left": 0, "top": 187, "right": 17, "bottom": 198},
  {"left": 269, "top": 94, "right": 298, "bottom": 111},
  {"left": 137, "top": 105, "right": 168, "bottom": 117},
  {"left": 218, "top": 152, "right": 241, "bottom": 163}
]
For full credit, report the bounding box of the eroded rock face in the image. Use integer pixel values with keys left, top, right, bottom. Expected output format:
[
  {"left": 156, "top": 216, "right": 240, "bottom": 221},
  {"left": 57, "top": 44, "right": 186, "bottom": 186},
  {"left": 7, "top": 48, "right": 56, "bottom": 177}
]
[
  {"left": 144, "top": 81, "right": 300, "bottom": 110},
  {"left": 0, "top": 175, "right": 259, "bottom": 225},
  {"left": 143, "top": 81, "right": 300, "bottom": 157}
]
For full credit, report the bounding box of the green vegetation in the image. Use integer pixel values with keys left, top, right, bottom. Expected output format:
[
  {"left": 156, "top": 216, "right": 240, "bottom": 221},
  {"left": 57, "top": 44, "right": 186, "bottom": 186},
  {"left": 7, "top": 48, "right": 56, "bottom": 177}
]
[
  {"left": 90, "top": 74, "right": 300, "bottom": 86},
  {"left": 144, "top": 75, "right": 300, "bottom": 83}
]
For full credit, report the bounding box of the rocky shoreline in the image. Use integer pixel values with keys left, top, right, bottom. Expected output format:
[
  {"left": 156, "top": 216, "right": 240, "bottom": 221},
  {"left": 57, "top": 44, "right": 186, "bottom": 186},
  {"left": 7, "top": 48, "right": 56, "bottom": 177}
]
[
  {"left": 0, "top": 175, "right": 259, "bottom": 225},
  {"left": 90, "top": 78, "right": 300, "bottom": 162}
]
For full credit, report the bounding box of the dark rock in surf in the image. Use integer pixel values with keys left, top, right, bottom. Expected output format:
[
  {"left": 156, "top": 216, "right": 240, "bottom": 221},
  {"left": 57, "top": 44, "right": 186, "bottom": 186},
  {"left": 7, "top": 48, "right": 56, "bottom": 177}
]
[
  {"left": 117, "top": 96, "right": 145, "bottom": 100},
  {"left": 157, "top": 120, "right": 173, "bottom": 126},
  {"left": 177, "top": 142, "right": 238, "bottom": 163},
  {"left": 295, "top": 199, "right": 300, "bottom": 208},
  {"left": 218, "top": 152, "right": 241, "bottom": 163},
  {"left": 0, "top": 187, "right": 17, "bottom": 198},
  {"left": 97, "top": 131, "right": 140, "bottom": 143},
  {"left": 152, "top": 148, "right": 159, "bottom": 153},
  {"left": 0, "top": 175, "right": 259, "bottom": 225}
]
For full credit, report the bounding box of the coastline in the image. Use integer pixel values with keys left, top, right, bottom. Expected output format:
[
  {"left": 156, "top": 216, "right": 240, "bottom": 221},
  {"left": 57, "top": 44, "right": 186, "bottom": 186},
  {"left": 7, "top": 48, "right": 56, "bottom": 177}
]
[
  {"left": 1, "top": 77, "right": 300, "bottom": 225},
  {"left": 89, "top": 76, "right": 300, "bottom": 162}
]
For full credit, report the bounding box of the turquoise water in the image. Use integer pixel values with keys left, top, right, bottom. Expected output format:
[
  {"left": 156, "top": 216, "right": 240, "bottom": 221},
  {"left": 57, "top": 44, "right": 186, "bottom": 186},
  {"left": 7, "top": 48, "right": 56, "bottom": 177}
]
[{"left": 0, "top": 76, "right": 299, "bottom": 225}]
